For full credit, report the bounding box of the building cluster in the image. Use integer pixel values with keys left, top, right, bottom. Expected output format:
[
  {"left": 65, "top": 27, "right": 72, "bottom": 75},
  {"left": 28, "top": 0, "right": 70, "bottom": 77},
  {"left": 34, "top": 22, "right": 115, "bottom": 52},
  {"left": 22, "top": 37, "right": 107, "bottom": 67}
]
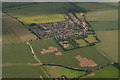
[
  {"left": 29, "top": 13, "right": 92, "bottom": 40},
  {"left": 29, "top": 13, "right": 98, "bottom": 50}
]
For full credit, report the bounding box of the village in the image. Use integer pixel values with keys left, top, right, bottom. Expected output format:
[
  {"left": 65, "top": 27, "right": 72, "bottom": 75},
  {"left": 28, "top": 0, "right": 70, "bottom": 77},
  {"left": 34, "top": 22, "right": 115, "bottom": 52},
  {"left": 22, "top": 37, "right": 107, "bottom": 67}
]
[{"left": 29, "top": 13, "right": 99, "bottom": 50}]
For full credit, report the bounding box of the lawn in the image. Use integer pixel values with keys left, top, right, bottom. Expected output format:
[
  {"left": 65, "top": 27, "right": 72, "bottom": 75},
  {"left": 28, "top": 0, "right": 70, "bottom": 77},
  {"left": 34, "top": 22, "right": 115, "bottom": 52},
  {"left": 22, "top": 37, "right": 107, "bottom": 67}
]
[
  {"left": 95, "top": 30, "right": 118, "bottom": 62},
  {"left": 86, "top": 65, "right": 118, "bottom": 78},
  {"left": 76, "top": 2, "right": 117, "bottom": 11},
  {"left": 89, "top": 21, "right": 118, "bottom": 30},
  {"left": 75, "top": 39, "right": 89, "bottom": 47},
  {"left": 43, "top": 66, "right": 86, "bottom": 78},
  {"left": 30, "top": 39, "right": 110, "bottom": 70},
  {"left": 85, "top": 9, "right": 118, "bottom": 21},
  {"left": 3, "top": 2, "right": 78, "bottom": 24},
  {"left": 2, "top": 13, "right": 36, "bottom": 45}
]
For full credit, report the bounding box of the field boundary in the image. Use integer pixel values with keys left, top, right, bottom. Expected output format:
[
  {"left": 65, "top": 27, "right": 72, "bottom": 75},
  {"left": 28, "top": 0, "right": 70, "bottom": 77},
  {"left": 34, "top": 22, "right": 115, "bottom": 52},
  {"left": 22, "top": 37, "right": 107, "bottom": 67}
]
[
  {"left": 26, "top": 42, "right": 51, "bottom": 79},
  {"left": 94, "top": 45, "right": 115, "bottom": 62}
]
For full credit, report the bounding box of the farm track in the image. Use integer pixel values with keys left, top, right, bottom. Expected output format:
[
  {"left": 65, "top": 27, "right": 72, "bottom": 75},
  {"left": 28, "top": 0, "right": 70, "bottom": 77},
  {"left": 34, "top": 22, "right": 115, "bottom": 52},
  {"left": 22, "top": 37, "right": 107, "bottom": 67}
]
[
  {"left": 94, "top": 45, "right": 115, "bottom": 62},
  {"left": 26, "top": 42, "right": 51, "bottom": 79}
]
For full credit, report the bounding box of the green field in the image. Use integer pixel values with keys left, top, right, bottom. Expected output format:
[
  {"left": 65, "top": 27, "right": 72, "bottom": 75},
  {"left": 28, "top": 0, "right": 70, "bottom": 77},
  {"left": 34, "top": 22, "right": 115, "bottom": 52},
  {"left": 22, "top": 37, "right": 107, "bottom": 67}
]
[
  {"left": 2, "top": 13, "right": 36, "bottom": 45},
  {"left": 30, "top": 39, "right": 110, "bottom": 70},
  {"left": 76, "top": 2, "right": 117, "bottom": 11},
  {"left": 86, "top": 66, "right": 118, "bottom": 78},
  {"left": 85, "top": 9, "right": 118, "bottom": 21},
  {"left": 95, "top": 30, "right": 118, "bottom": 62},
  {"left": 2, "top": 2, "right": 119, "bottom": 78},
  {"left": 43, "top": 66, "right": 86, "bottom": 78},
  {"left": 3, "top": 2, "right": 79, "bottom": 24},
  {"left": 75, "top": 39, "right": 89, "bottom": 47},
  {"left": 89, "top": 21, "right": 118, "bottom": 30},
  {"left": 3, "top": 65, "right": 48, "bottom": 78},
  {"left": 85, "top": 35, "right": 98, "bottom": 43},
  {"left": 2, "top": 43, "right": 48, "bottom": 78},
  {"left": 3, "top": 43, "right": 35, "bottom": 63}
]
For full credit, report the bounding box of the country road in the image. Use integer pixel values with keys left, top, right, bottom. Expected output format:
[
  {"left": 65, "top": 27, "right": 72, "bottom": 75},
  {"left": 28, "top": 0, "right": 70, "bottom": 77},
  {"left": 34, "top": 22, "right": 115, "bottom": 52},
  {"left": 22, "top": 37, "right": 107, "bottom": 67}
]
[
  {"left": 26, "top": 42, "right": 51, "bottom": 78},
  {"left": 26, "top": 42, "right": 42, "bottom": 65}
]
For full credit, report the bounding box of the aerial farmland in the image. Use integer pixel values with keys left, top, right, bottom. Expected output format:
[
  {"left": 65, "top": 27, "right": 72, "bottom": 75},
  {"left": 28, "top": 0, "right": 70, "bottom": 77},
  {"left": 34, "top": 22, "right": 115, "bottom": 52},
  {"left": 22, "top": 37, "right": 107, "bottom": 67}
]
[{"left": 2, "top": 2, "right": 119, "bottom": 79}]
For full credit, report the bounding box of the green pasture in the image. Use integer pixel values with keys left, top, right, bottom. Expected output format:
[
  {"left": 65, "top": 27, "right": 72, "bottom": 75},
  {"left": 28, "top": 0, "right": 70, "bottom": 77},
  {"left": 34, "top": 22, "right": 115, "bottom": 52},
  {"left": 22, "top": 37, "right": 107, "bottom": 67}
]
[
  {"left": 3, "top": 65, "right": 48, "bottom": 78},
  {"left": 99, "top": 2, "right": 118, "bottom": 6},
  {"left": 3, "top": 43, "right": 35, "bottom": 64},
  {"left": 30, "top": 39, "right": 110, "bottom": 70},
  {"left": 75, "top": 39, "right": 89, "bottom": 47},
  {"left": 95, "top": 30, "right": 118, "bottom": 62},
  {"left": 43, "top": 66, "right": 86, "bottom": 78},
  {"left": 2, "top": 43, "right": 49, "bottom": 78},
  {"left": 2, "top": 13, "right": 36, "bottom": 45},
  {"left": 89, "top": 21, "right": 118, "bottom": 30},
  {"left": 86, "top": 65, "right": 118, "bottom": 78},
  {"left": 76, "top": 2, "right": 116, "bottom": 11},
  {"left": 85, "top": 9, "right": 118, "bottom": 21}
]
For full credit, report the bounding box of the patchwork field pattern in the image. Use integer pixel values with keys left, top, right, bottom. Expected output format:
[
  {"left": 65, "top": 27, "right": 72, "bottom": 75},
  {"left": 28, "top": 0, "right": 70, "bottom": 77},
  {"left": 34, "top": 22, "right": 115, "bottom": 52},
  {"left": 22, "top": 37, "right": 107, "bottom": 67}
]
[
  {"left": 4, "top": 3, "right": 78, "bottom": 24},
  {"left": 2, "top": 13, "right": 36, "bottom": 45},
  {"left": 30, "top": 39, "right": 110, "bottom": 70},
  {"left": 3, "top": 43, "right": 48, "bottom": 78},
  {"left": 2, "top": 2, "right": 118, "bottom": 78}
]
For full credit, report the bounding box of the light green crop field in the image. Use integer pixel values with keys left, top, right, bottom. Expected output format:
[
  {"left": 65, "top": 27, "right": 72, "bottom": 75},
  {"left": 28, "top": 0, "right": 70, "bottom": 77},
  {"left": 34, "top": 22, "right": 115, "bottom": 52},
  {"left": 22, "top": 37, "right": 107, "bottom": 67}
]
[
  {"left": 85, "top": 36, "right": 98, "bottom": 43},
  {"left": 86, "top": 66, "right": 118, "bottom": 78},
  {"left": 75, "top": 39, "right": 89, "bottom": 47},
  {"left": 2, "top": 43, "right": 48, "bottom": 78},
  {"left": 30, "top": 39, "right": 110, "bottom": 70},
  {"left": 95, "top": 30, "right": 118, "bottom": 62},
  {"left": 89, "top": 21, "right": 118, "bottom": 30},
  {"left": 2, "top": 13, "right": 37, "bottom": 45},
  {"left": 85, "top": 9, "right": 118, "bottom": 21},
  {"left": 76, "top": 2, "right": 116, "bottom": 11},
  {"left": 3, "top": 3, "right": 78, "bottom": 24},
  {"left": 43, "top": 66, "right": 86, "bottom": 78}
]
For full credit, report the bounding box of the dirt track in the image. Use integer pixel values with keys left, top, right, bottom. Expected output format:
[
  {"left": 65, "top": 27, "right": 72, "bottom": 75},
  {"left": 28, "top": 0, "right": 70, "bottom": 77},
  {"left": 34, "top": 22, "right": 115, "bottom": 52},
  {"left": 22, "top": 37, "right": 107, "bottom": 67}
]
[{"left": 27, "top": 42, "right": 42, "bottom": 65}]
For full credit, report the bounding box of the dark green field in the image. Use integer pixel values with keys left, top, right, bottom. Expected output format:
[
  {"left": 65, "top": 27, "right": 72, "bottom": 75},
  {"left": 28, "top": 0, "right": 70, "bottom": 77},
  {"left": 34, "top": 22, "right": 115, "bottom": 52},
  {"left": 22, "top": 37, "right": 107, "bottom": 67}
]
[
  {"left": 3, "top": 66, "right": 48, "bottom": 78},
  {"left": 2, "top": 13, "right": 36, "bottom": 45},
  {"left": 89, "top": 21, "right": 118, "bottom": 30},
  {"left": 76, "top": 2, "right": 117, "bottom": 11},
  {"left": 3, "top": 43, "right": 49, "bottom": 78},
  {"left": 30, "top": 39, "right": 110, "bottom": 70}
]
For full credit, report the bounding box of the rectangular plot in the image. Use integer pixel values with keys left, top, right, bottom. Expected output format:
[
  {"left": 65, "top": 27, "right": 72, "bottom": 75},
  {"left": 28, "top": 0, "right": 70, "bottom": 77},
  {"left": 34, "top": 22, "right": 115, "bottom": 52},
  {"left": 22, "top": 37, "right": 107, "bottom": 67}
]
[
  {"left": 3, "top": 66, "right": 48, "bottom": 78},
  {"left": 75, "top": 39, "right": 89, "bottom": 47}
]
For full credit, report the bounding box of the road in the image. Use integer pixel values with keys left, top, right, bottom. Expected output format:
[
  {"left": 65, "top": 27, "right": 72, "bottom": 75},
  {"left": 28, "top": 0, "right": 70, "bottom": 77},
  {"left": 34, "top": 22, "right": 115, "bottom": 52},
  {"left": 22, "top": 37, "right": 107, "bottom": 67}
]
[{"left": 26, "top": 42, "right": 51, "bottom": 79}]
